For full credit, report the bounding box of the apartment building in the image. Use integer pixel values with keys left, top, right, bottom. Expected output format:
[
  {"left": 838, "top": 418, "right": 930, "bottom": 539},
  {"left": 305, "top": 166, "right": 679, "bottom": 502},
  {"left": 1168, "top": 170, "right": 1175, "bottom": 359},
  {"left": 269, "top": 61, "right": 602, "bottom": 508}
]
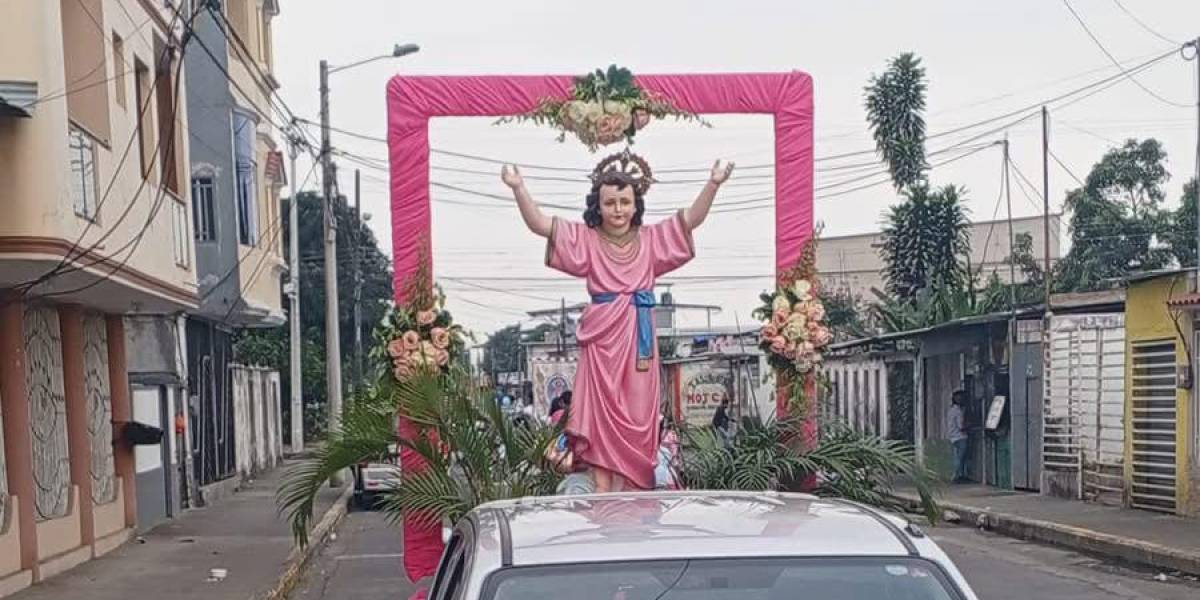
[
  {"left": 183, "top": 0, "right": 286, "bottom": 496},
  {"left": 0, "top": 0, "right": 195, "bottom": 593}
]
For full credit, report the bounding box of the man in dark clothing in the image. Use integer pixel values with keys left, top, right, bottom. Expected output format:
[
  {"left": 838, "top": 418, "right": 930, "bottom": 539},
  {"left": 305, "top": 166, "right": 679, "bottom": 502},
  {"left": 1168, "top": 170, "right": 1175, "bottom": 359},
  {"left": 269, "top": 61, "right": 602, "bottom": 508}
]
[{"left": 711, "top": 398, "right": 732, "bottom": 446}]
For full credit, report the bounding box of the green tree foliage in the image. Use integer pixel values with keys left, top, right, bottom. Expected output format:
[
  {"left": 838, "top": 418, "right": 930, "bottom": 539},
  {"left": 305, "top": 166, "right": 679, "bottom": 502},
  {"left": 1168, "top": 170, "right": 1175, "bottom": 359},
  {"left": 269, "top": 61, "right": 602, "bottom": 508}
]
[
  {"left": 481, "top": 323, "right": 557, "bottom": 376},
  {"left": 1162, "top": 178, "right": 1199, "bottom": 268},
  {"left": 864, "top": 53, "right": 928, "bottom": 190},
  {"left": 678, "top": 417, "right": 939, "bottom": 523},
  {"left": 977, "top": 232, "right": 1046, "bottom": 310},
  {"left": 1054, "top": 140, "right": 1173, "bottom": 292},
  {"left": 233, "top": 191, "right": 393, "bottom": 437},
  {"left": 482, "top": 324, "right": 522, "bottom": 375},
  {"left": 880, "top": 184, "right": 972, "bottom": 301},
  {"left": 280, "top": 367, "right": 942, "bottom": 546},
  {"left": 819, "top": 286, "right": 870, "bottom": 342}
]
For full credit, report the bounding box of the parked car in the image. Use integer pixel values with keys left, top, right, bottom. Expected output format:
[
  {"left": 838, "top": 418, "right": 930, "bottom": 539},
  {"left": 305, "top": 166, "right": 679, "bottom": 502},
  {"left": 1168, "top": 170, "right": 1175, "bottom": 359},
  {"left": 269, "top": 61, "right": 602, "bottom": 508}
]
[
  {"left": 427, "top": 490, "right": 978, "bottom": 600},
  {"left": 352, "top": 444, "right": 400, "bottom": 509}
]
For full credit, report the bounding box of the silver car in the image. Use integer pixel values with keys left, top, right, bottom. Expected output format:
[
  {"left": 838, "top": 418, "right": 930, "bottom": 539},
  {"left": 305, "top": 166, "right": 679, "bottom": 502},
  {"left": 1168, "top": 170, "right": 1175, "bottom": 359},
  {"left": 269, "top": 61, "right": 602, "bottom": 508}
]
[{"left": 428, "top": 490, "right": 979, "bottom": 600}]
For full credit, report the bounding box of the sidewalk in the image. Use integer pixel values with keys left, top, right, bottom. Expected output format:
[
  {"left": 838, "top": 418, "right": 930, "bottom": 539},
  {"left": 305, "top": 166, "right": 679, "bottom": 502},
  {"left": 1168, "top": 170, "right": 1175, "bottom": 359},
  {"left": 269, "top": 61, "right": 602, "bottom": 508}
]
[
  {"left": 895, "top": 484, "right": 1200, "bottom": 576},
  {"left": 9, "top": 461, "right": 350, "bottom": 600}
]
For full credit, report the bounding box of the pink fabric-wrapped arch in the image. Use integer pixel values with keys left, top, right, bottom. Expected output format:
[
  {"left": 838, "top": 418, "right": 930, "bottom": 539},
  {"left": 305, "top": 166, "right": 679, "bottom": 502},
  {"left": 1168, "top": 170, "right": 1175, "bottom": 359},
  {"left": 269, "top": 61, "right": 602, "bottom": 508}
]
[{"left": 387, "top": 71, "right": 814, "bottom": 582}]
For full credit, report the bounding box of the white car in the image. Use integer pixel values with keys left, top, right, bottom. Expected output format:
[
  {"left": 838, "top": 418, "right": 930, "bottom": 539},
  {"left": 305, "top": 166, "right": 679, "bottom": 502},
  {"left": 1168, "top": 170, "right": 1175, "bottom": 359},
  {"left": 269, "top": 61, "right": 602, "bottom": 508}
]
[
  {"left": 353, "top": 445, "right": 400, "bottom": 509},
  {"left": 427, "top": 490, "right": 979, "bottom": 600}
]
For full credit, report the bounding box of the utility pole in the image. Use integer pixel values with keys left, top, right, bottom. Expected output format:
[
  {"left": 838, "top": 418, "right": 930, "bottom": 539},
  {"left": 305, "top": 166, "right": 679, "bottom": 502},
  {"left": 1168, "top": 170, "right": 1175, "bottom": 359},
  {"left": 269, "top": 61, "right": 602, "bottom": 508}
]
[
  {"left": 1191, "top": 38, "right": 1200, "bottom": 284},
  {"left": 1004, "top": 136, "right": 1017, "bottom": 320},
  {"left": 1041, "top": 107, "right": 1052, "bottom": 304},
  {"left": 287, "top": 131, "right": 303, "bottom": 455},
  {"left": 319, "top": 59, "right": 344, "bottom": 486},
  {"left": 353, "top": 169, "right": 363, "bottom": 399}
]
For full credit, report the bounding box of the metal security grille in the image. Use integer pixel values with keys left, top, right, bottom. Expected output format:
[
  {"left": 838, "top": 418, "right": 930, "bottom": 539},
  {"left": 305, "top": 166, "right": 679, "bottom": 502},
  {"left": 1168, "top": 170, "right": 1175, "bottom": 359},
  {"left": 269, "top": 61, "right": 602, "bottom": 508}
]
[
  {"left": 1043, "top": 314, "right": 1126, "bottom": 503},
  {"left": 1130, "top": 339, "right": 1177, "bottom": 513},
  {"left": 1044, "top": 327, "right": 1082, "bottom": 479}
]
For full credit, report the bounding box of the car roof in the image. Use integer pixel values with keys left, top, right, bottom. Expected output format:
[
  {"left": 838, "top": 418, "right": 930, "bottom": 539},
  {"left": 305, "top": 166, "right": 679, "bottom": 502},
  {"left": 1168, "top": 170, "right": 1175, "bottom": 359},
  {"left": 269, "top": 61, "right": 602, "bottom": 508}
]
[{"left": 470, "top": 490, "right": 920, "bottom": 567}]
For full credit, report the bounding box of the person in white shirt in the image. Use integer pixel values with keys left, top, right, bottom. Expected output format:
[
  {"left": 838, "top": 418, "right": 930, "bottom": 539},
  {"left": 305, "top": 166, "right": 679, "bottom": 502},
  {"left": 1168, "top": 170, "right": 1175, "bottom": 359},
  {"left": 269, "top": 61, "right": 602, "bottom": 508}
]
[{"left": 947, "top": 390, "right": 970, "bottom": 483}]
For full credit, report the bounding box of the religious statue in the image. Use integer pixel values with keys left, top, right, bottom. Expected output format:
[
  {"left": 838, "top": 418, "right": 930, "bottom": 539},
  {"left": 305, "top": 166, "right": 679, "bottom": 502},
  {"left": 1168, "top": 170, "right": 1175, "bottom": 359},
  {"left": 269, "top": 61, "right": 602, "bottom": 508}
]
[{"left": 502, "top": 150, "right": 734, "bottom": 493}]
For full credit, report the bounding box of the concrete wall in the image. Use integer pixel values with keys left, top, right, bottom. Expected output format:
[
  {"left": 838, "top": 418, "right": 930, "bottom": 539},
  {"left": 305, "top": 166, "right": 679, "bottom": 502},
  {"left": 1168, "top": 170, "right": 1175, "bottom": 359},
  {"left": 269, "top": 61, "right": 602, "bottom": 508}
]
[
  {"left": 185, "top": 5, "right": 284, "bottom": 327},
  {"left": 185, "top": 7, "right": 242, "bottom": 321},
  {"left": 231, "top": 365, "right": 281, "bottom": 478},
  {"left": 0, "top": 300, "right": 137, "bottom": 594},
  {"left": 818, "top": 214, "right": 1062, "bottom": 299}
]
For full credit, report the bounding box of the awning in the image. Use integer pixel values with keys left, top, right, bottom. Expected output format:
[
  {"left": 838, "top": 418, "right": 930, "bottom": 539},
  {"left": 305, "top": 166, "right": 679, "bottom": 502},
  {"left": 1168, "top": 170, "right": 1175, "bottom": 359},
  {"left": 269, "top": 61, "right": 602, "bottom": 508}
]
[
  {"left": 1167, "top": 293, "right": 1200, "bottom": 309},
  {"left": 0, "top": 80, "right": 37, "bottom": 118}
]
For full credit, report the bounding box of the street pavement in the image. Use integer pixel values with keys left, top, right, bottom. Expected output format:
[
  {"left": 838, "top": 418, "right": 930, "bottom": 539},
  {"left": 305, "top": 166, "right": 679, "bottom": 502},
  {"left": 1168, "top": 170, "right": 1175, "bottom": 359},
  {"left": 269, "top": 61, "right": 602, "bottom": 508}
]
[
  {"left": 290, "top": 506, "right": 418, "bottom": 600},
  {"left": 298, "top": 509, "right": 1200, "bottom": 599},
  {"left": 7, "top": 464, "right": 342, "bottom": 600},
  {"left": 932, "top": 525, "right": 1200, "bottom": 599}
]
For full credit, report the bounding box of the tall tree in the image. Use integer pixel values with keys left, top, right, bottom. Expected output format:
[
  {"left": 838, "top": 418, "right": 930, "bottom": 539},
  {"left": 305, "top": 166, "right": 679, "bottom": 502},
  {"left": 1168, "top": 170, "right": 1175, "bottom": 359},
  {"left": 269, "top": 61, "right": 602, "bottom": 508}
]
[
  {"left": 1162, "top": 178, "right": 1199, "bottom": 268},
  {"left": 481, "top": 325, "right": 523, "bottom": 376},
  {"left": 1054, "top": 140, "right": 1173, "bottom": 292},
  {"left": 819, "top": 286, "right": 870, "bottom": 342},
  {"left": 879, "top": 183, "right": 972, "bottom": 301},
  {"left": 234, "top": 190, "right": 394, "bottom": 435},
  {"left": 864, "top": 52, "right": 928, "bottom": 190}
]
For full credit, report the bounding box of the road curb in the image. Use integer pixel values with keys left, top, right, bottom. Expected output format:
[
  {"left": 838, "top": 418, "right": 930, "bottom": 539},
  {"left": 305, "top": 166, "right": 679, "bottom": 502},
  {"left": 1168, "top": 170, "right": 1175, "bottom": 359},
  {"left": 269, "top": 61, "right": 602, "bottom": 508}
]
[
  {"left": 894, "top": 492, "right": 1200, "bottom": 577},
  {"left": 261, "top": 484, "right": 354, "bottom": 600}
]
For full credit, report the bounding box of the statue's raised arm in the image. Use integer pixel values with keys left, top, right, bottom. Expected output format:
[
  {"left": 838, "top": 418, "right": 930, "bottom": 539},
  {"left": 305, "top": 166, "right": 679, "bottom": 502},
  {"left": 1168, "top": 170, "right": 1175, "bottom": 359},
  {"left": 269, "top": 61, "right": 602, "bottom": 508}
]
[
  {"left": 682, "top": 160, "right": 735, "bottom": 230},
  {"left": 502, "top": 165, "right": 552, "bottom": 238}
]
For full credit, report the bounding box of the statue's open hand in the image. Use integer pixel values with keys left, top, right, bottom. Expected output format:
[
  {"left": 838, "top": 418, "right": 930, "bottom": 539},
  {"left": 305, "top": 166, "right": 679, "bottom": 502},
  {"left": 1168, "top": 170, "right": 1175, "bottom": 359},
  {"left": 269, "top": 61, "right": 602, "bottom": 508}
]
[
  {"left": 501, "top": 164, "right": 524, "bottom": 189},
  {"left": 710, "top": 160, "right": 735, "bottom": 185}
]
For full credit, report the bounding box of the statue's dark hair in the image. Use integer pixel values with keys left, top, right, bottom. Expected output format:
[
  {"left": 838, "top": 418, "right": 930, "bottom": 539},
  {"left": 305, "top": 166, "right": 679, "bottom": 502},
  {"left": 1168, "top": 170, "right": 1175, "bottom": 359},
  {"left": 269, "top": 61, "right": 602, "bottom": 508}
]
[{"left": 583, "top": 171, "right": 646, "bottom": 228}]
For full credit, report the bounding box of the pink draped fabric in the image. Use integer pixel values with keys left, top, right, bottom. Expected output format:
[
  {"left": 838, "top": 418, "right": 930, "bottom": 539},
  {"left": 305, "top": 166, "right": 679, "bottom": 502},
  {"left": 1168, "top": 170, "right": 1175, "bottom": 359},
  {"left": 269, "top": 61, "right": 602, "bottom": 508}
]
[
  {"left": 548, "top": 212, "right": 694, "bottom": 490},
  {"left": 387, "top": 71, "right": 814, "bottom": 583}
]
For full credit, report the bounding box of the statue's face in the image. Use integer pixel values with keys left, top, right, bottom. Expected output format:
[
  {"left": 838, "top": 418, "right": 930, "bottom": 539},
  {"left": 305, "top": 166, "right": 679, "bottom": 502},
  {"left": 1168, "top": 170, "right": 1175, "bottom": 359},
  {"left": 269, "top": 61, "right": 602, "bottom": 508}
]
[{"left": 598, "top": 184, "right": 636, "bottom": 232}]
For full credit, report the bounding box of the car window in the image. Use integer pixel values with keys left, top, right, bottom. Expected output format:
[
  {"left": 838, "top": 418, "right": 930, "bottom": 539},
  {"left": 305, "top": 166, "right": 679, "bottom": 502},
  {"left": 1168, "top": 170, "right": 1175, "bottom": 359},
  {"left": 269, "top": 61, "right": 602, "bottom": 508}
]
[
  {"left": 444, "top": 543, "right": 470, "bottom": 600},
  {"left": 483, "top": 557, "right": 962, "bottom": 600}
]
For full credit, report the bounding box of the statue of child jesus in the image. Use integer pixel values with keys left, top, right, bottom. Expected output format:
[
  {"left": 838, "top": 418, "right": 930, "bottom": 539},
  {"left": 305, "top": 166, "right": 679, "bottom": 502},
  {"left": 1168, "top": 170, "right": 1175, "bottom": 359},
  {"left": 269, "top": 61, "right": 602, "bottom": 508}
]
[{"left": 502, "top": 152, "right": 734, "bottom": 492}]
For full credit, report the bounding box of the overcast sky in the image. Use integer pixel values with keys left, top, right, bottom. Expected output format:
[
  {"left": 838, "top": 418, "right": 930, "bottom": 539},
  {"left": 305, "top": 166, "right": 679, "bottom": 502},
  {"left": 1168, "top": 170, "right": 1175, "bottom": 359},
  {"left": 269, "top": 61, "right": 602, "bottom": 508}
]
[{"left": 273, "top": 0, "right": 1200, "bottom": 336}]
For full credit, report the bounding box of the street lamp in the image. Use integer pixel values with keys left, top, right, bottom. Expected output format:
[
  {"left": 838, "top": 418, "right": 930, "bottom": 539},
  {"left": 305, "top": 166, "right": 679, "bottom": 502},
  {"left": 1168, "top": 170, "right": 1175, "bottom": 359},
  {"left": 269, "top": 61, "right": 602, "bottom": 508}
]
[
  {"left": 327, "top": 43, "right": 421, "bottom": 75},
  {"left": 318, "top": 43, "right": 419, "bottom": 486}
]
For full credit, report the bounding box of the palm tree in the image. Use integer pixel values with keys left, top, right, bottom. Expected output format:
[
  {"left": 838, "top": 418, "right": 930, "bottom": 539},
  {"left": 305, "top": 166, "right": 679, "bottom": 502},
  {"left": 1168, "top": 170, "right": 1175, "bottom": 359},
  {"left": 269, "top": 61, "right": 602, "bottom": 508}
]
[
  {"left": 277, "top": 368, "right": 562, "bottom": 546},
  {"left": 879, "top": 183, "right": 972, "bottom": 302},
  {"left": 864, "top": 52, "right": 928, "bottom": 190}
]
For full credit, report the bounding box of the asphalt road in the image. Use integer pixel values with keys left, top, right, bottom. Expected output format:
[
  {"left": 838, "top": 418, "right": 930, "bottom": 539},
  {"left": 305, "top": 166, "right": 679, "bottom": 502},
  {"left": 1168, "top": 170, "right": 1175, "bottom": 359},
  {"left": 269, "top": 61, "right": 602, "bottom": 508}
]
[
  {"left": 290, "top": 505, "right": 418, "bottom": 600},
  {"left": 930, "top": 525, "right": 1200, "bottom": 599},
  {"left": 292, "top": 507, "right": 1200, "bottom": 599}
]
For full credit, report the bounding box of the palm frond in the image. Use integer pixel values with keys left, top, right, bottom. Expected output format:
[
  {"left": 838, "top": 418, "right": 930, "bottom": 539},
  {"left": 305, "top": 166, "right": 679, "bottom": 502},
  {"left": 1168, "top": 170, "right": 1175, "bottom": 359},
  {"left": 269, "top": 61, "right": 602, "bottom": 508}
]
[
  {"left": 678, "top": 415, "right": 941, "bottom": 522},
  {"left": 277, "top": 387, "right": 398, "bottom": 547}
]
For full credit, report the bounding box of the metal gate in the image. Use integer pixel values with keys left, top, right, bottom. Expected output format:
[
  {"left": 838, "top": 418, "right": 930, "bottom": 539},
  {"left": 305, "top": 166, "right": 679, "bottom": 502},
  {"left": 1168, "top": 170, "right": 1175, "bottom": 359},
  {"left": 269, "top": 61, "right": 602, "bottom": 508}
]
[
  {"left": 1043, "top": 314, "right": 1125, "bottom": 503},
  {"left": 1010, "top": 323, "right": 1043, "bottom": 491},
  {"left": 1129, "top": 339, "right": 1177, "bottom": 512},
  {"left": 186, "top": 320, "right": 236, "bottom": 486}
]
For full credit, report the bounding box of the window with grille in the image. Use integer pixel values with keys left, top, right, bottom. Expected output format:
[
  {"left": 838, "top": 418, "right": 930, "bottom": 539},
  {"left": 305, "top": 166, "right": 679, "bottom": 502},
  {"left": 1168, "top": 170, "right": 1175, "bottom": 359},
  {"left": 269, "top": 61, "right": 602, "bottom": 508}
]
[
  {"left": 233, "top": 111, "right": 258, "bottom": 246},
  {"left": 69, "top": 125, "right": 98, "bottom": 221},
  {"left": 172, "top": 198, "right": 189, "bottom": 268},
  {"left": 192, "top": 176, "right": 215, "bottom": 241}
]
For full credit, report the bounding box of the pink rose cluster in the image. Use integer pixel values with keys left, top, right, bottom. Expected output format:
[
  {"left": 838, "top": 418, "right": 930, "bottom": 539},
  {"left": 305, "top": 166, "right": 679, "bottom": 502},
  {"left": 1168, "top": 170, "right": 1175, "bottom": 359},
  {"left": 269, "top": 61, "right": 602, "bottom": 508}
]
[
  {"left": 759, "top": 278, "right": 834, "bottom": 373},
  {"left": 556, "top": 100, "right": 649, "bottom": 148},
  {"left": 386, "top": 307, "right": 453, "bottom": 382}
]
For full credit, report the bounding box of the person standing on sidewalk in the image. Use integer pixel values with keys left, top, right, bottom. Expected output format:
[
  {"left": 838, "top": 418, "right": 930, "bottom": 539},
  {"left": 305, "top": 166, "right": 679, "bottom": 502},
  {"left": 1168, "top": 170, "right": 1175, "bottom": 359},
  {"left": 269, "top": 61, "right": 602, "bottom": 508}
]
[{"left": 948, "top": 390, "right": 970, "bottom": 483}]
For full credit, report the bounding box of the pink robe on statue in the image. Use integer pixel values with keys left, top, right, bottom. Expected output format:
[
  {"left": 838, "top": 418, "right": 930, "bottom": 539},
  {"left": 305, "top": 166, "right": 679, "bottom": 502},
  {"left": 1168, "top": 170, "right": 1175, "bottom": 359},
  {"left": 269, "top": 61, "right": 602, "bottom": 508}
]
[{"left": 546, "top": 210, "right": 695, "bottom": 490}]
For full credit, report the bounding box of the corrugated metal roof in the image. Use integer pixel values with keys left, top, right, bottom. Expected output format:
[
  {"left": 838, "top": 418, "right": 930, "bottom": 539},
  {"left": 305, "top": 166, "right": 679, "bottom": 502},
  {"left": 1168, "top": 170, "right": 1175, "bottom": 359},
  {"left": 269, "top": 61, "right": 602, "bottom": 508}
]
[{"left": 829, "top": 306, "right": 1043, "bottom": 352}]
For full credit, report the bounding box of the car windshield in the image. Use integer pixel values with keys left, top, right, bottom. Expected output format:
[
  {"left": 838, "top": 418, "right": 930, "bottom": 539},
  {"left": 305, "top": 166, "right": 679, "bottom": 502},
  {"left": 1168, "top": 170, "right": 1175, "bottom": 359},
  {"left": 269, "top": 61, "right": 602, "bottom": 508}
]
[{"left": 485, "top": 557, "right": 959, "bottom": 600}]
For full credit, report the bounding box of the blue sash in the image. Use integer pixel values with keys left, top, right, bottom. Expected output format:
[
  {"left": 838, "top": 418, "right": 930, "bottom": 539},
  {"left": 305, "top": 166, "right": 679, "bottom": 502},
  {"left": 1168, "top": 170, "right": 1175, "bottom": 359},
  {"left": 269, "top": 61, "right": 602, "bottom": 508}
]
[{"left": 591, "top": 290, "right": 656, "bottom": 369}]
